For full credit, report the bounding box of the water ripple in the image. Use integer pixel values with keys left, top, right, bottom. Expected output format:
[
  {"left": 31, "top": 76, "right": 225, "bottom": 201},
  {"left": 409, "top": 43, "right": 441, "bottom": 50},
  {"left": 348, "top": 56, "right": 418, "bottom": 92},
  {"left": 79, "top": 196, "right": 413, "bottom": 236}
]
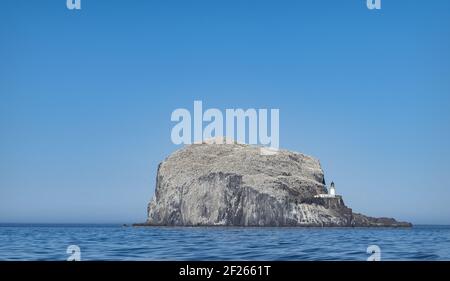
[{"left": 0, "top": 224, "right": 449, "bottom": 261}]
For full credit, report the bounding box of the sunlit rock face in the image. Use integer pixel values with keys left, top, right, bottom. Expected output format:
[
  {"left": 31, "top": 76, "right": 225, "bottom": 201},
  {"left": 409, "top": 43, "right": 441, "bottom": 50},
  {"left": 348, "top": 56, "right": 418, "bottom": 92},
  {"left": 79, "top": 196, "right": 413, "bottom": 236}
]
[{"left": 145, "top": 143, "right": 411, "bottom": 227}]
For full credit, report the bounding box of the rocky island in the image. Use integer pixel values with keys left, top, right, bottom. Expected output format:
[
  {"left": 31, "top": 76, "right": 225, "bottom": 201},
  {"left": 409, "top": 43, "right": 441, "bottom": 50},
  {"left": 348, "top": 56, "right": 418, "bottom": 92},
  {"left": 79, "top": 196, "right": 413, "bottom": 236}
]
[{"left": 141, "top": 142, "right": 411, "bottom": 227}]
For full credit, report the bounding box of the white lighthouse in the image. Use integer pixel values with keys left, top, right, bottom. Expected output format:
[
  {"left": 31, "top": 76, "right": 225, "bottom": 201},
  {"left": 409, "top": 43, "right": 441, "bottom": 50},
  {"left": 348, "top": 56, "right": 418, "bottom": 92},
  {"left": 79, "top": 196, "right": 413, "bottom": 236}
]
[
  {"left": 314, "top": 181, "right": 337, "bottom": 198},
  {"left": 329, "top": 182, "right": 336, "bottom": 197}
]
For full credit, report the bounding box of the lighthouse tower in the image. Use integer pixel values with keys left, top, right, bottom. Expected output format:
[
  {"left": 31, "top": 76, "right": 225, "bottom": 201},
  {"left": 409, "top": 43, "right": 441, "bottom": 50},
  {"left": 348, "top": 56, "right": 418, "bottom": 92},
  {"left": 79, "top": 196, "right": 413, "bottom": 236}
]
[
  {"left": 329, "top": 182, "right": 336, "bottom": 197},
  {"left": 314, "top": 181, "right": 338, "bottom": 198}
]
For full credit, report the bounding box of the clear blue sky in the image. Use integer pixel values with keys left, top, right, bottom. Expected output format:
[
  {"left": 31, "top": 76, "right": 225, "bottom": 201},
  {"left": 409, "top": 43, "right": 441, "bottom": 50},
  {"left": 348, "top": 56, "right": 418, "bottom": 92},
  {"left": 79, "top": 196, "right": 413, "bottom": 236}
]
[{"left": 1, "top": 0, "right": 449, "bottom": 224}]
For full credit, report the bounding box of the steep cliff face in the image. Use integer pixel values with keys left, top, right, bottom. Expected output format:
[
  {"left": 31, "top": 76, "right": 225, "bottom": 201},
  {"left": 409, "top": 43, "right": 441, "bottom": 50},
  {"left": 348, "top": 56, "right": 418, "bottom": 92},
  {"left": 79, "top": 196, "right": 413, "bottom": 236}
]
[{"left": 146, "top": 143, "right": 411, "bottom": 227}]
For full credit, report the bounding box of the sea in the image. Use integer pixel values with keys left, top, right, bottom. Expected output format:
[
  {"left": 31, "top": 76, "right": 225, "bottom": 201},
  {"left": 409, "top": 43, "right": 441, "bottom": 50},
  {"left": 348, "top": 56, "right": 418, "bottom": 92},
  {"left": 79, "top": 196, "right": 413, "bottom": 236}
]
[{"left": 0, "top": 224, "right": 449, "bottom": 261}]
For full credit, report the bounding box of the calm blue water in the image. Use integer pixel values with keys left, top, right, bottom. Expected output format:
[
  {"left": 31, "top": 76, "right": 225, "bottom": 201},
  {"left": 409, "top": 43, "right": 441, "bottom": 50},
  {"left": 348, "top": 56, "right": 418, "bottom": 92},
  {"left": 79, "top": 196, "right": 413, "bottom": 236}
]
[{"left": 0, "top": 224, "right": 449, "bottom": 261}]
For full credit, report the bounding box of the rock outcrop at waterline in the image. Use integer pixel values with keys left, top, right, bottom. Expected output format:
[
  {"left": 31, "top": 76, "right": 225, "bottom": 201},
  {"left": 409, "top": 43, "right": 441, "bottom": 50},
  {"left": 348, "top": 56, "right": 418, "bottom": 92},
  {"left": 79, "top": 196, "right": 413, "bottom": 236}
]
[{"left": 144, "top": 143, "right": 411, "bottom": 227}]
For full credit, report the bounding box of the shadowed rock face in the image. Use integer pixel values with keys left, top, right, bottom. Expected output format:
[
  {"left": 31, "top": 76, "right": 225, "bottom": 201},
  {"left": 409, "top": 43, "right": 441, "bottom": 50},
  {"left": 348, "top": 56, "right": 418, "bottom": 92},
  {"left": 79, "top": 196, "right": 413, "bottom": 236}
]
[{"left": 145, "top": 143, "right": 411, "bottom": 227}]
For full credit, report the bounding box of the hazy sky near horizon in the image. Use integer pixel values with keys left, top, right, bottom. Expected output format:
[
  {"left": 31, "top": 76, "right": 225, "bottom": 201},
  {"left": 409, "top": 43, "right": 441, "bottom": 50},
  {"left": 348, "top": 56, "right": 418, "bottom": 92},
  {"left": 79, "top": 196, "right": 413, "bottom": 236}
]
[{"left": 1, "top": 0, "right": 450, "bottom": 224}]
